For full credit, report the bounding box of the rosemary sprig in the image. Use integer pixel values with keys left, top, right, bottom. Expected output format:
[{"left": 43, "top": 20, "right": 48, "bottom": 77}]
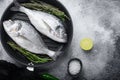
[{"left": 7, "top": 41, "right": 52, "bottom": 63}]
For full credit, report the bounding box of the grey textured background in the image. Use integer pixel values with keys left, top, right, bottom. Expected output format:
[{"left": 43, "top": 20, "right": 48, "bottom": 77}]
[{"left": 1, "top": 0, "right": 120, "bottom": 80}]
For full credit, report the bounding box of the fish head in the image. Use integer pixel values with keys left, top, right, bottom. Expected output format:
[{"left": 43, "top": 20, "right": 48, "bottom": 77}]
[
  {"left": 3, "top": 20, "right": 22, "bottom": 37},
  {"left": 50, "top": 25, "right": 67, "bottom": 43},
  {"left": 42, "top": 19, "right": 67, "bottom": 43}
]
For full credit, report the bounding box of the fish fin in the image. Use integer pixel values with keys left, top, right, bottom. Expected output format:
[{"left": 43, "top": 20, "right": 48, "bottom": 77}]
[
  {"left": 55, "top": 25, "right": 61, "bottom": 30},
  {"left": 13, "top": 0, "right": 21, "bottom": 7},
  {"left": 42, "top": 19, "right": 53, "bottom": 32},
  {"left": 18, "top": 32, "right": 32, "bottom": 43},
  {"left": 19, "top": 35, "right": 33, "bottom": 43},
  {"left": 11, "top": 0, "right": 21, "bottom": 12}
]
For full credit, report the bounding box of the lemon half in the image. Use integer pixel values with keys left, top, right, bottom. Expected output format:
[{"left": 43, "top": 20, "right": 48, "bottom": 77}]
[{"left": 80, "top": 38, "right": 93, "bottom": 51}]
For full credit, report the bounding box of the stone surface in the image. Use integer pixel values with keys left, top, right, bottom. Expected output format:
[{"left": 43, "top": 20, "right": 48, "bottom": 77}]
[{"left": 1, "top": 0, "right": 120, "bottom": 80}]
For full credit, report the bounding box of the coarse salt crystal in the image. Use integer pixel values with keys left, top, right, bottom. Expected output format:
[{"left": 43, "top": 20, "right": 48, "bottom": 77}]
[{"left": 69, "top": 60, "right": 81, "bottom": 75}]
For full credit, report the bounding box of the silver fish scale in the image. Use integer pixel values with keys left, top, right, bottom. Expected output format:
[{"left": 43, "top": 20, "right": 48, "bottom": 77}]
[{"left": 11, "top": 12, "right": 63, "bottom": 51}]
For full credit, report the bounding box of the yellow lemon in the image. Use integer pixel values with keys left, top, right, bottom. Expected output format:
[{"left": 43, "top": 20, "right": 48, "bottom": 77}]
[{"left": 80, "top": 38, "right": 93, "bottom": 51}]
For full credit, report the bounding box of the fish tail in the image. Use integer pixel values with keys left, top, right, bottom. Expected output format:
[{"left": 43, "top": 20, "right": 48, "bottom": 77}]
[
  {"left": 47, "top": 50, "right": 56, "bottom": 60},
  {"left": 11, "top": 0, "right": 22, "bottom": 12},
  {"left": 49, "top": 46, "right": 63, "bottom": 60},
  {"left": 13, "top": 0, "right": 20, "bottom": 7},
  {"left": 52, "top": 51, "right": 62, "bottom": 60}
]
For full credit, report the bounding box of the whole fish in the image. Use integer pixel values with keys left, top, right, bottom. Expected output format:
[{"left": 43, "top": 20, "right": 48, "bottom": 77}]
[
  {"left": 11, "top": 0, "right": 67, "bottom": 43},
  {"left": 3, "top": 20, "right": 59, "bottom": 60}
]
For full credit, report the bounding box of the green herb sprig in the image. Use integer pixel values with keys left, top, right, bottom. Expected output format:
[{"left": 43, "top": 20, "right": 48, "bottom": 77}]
[
  {"left": 21, "top": 0, "right": 69, "bottom": 21},
  {"left": 7, "top": 41, "right": 52, "bottom": 63}
]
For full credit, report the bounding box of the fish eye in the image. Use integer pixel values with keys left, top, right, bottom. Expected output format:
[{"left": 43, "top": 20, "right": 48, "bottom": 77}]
[
  {"left": 8, "top": 20, "right": 15, "bottom": 26},
  {"left": 8, "top": 20, "right": 13, "bottom": 23}
]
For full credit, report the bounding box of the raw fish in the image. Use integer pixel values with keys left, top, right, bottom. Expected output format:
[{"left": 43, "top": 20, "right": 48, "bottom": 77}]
[{"left": 3, "top": 20, "right": 58, "bottom": 60}]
